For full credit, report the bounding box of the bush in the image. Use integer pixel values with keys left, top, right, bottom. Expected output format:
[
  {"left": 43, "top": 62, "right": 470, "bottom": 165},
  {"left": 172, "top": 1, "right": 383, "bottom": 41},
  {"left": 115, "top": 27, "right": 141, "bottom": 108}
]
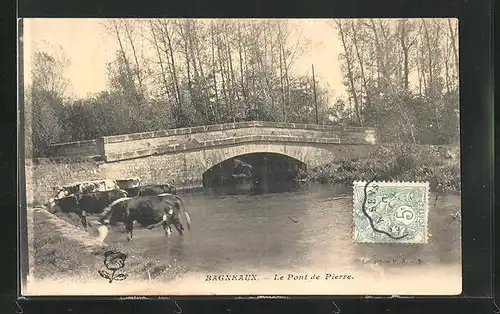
[{"left": 307, "top": 144, "right": 460, "bottom": 193}]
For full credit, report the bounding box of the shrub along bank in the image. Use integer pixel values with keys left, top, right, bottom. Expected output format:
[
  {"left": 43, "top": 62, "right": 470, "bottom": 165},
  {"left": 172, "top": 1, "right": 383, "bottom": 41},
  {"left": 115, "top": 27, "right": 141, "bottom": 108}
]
[{"left": 306, "top": 143, "right": 460, "bottom": 194}]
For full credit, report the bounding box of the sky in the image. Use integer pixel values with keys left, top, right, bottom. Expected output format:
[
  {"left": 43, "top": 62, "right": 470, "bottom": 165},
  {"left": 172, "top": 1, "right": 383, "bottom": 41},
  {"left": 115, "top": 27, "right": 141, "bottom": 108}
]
[{"left": 22, "top": 18, "right": 347, "bottom": 101}]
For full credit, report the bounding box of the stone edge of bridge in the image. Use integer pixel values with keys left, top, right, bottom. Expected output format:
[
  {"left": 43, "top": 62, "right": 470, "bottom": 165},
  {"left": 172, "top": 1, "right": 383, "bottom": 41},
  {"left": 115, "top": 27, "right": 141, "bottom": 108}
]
[
  {"left": 103, "top": 135, "right": 368, "bottom": 163},
  {"left": 100, "top": 121, "right": 375, "bottom": 145}
]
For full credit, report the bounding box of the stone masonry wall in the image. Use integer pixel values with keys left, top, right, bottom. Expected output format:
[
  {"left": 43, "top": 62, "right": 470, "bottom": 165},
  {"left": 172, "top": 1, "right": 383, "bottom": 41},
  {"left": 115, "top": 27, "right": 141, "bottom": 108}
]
[
  {"left": 46, "top": 120, "right": 375, "bottom": 159},
  {"left": 24, "top": 157, "right": 105, "bottom": 205},
  {"left": 103, "top": 142, "right": 377, "bottom": 190},
  {"left": 100, "top": 121, "right": 375, "bottom": 157},
  {"left": 49, "top": 139, "right": 100, "bottom": 157},
  {"left": 102, "top": 126, "right": 346, "bottom": 156}
]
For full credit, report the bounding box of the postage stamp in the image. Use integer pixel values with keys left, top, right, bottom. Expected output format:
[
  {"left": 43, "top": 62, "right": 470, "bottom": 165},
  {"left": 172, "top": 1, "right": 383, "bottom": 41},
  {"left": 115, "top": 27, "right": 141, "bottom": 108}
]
[{"left": 353, "top": 181, "right": 430, "bottom": 244}]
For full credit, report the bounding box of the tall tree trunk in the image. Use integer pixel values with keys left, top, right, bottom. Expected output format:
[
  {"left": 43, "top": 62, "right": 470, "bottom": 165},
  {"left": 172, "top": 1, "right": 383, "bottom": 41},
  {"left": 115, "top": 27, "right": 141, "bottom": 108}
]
[
  {"left": 112, "top": 21, "right": 136, "bottom": 95},
  {"left": 447, "top": 19, "right": 459, "bottom": 76},
  {"left": 282, "top": 45, "right": 291, "bottom": 120},
  {"left": 278, "top": 32, "right": 286, "bottom": 122},
  {"left": 261, "top": 27, "right": 275, "bottom": 116},
  {"left": 224, "top": 23, "right": 239, "bottom": 105},
  {"left": 337, "top": 21, "right": 362, "bottom": 126},
  {"left": 215, "top": 26, "right": 229, "bottom": 104},
  {"left": 186, "top": 21, "right": 210, "bottom": 122},
  {"left": 149, "top": 21, "right": 171, "bottom": 100},
  {"left": 178, "top": 22, "right": 192, "bottom": 90},
  {"left": 350, "top": 21, "right": 370, "bottom": 106},
  {"left": 418, "top": 37, "right": 428, "bottom": 96},
  {"left": 210, "top": 23, "right": 220, "bottom": 122},
  {"left": 123, "top": 21, "right": 144, "bottom": 96},
  {"left": 193, "top": 24, "right": 214, "bottom": 123},
  {"left": 416, "top": 44, "right": 424, "bottom": 96},
  {"left": 178, "top": 21, "right": 194, "bottom": 126},
  {"left": 237, "top": 24, "right": 247, "bottom": 101},
  {"left": 161, "top": 21, "right": 182, "bottom": 107},
  {"left": 242, "top": 28, "right": 250, "bottom": 96},
  {"left": 422, "top": 20, "right": 434, "bottom": 96},
  {"left": 399, "top": 20, "right": 410, "bottom": 91},
  {"left": 368, "top": 19, "right": 386, "bottom": 91}
]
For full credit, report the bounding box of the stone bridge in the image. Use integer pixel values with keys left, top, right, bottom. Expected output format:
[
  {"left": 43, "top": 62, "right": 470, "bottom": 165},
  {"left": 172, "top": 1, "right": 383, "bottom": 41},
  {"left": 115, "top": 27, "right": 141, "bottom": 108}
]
[{"left": 28, "top": 121, "right": 377, "bottom": 201}]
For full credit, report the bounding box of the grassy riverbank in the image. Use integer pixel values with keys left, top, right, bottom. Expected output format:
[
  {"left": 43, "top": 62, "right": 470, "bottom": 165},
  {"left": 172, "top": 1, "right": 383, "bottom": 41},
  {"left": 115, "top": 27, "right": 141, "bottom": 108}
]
[
  {"left": 306, "top": 144, "right": 460, "bottom": 193},
  {"left": 32, "top": 209, "right": 188, "bottom": 282}
]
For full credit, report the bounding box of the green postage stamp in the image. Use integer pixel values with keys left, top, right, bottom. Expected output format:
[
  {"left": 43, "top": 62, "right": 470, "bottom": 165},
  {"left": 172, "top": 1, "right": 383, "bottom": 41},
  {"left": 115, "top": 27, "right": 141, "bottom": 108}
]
[{"left": 353, "top": 181, "right": 430, "bottom": 244}]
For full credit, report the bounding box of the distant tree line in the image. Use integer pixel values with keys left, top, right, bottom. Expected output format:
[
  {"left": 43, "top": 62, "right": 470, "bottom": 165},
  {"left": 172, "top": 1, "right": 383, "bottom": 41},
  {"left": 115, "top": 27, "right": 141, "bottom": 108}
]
[
  {"left": 26, "top": 18, "right": 459, "bottom": 157},
  {"left": 329, "top": 19, "right": 459, "bottom": 145}
]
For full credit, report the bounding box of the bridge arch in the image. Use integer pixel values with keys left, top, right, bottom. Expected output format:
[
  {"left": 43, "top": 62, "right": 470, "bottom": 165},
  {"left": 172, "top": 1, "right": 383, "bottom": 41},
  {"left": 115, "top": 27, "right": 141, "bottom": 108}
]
[
  {"left": 102, "top": 139, "right": 376, "bottom": 191},
  {"left": 174, "top": 142, "right": 348, "bottom": 188},
  {"left": 201, "top": 151, "right": 307, "bottom": 190},
  {"left": 199, "top": 144, "right": 310, "bottom": 175}
]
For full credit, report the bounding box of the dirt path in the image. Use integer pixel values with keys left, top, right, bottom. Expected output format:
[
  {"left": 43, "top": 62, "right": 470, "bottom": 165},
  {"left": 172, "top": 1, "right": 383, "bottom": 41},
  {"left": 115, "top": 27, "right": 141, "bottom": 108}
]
[{"left": 30, "top": 207, "right": 106, "bottom": 252}]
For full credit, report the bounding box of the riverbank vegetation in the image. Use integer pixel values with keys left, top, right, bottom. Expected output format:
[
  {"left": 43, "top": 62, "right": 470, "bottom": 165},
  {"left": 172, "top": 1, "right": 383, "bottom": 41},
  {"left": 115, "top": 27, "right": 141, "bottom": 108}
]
[
  {"left": 306, "top": 143, "right": 460, "bottom": 193},
  {"left": 33, "top": 210, "right": 187, "bottom": 281}
]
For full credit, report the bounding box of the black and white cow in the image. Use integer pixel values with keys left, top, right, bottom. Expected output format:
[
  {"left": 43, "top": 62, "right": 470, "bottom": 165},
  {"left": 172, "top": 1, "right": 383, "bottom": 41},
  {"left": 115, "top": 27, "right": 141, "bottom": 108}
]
[
  {"left": 98, "top": 193, "right": 191, "bottom": 241},
  {"left": 47, "top": 189, "right": 129, "bottom": 231}
]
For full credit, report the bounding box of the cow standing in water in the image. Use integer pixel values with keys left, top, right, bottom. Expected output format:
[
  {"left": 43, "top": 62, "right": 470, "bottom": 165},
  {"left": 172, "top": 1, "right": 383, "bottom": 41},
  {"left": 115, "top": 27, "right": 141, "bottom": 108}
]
[
  {"left": 46, "top": 189, "right": 129, "bottom": 231},
  {"left": 98, "top": 193, "right": 191, "bottom": 241}
]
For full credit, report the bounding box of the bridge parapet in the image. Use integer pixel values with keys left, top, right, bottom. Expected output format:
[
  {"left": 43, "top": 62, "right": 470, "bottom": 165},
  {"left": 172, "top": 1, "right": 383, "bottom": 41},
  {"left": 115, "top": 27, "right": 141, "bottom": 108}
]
[
  {"left": 48, "top": 121, "right": 377, "bottom": 161},
  {"left": 48, "top": 139, "right": 100, "bottom": 157},
  {"left": 103, "top": 135, "right": 349, "bottom": 162},
  {"left": 100, "top": 121, "right": 370, "bottom": 144}
]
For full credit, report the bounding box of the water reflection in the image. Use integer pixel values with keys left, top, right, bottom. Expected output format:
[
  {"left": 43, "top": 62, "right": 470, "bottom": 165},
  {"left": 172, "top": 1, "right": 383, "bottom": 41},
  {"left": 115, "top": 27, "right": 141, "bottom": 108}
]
[{"left": 204, "top": 180, "right": 308, "bottom": 196}]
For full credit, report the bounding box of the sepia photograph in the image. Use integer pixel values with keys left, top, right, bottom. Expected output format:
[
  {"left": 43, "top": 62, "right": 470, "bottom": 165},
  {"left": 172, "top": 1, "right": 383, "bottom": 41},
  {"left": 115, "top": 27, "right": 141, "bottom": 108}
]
[{"left": 19, "top": 18, "right": 461, "bottom": 296}]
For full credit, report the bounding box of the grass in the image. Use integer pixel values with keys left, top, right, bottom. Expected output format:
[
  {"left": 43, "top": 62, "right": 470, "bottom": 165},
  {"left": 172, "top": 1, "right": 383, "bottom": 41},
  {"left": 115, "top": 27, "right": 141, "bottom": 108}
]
[
  {"left": 32, "top": 211, "right": 100, "bottom": 280},
  {"left": 32, "top": 209, "right": 188, "bottom": 282},
  {"left": 306, "top": 143, "right": 461, "bottom": 194}
]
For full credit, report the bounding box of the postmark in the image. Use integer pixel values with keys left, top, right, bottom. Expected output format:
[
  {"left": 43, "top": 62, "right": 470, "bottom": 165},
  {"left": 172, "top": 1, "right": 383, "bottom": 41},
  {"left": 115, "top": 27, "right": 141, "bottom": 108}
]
[{"left": 353, "top": 181, "right": 430, "bottom": 244}]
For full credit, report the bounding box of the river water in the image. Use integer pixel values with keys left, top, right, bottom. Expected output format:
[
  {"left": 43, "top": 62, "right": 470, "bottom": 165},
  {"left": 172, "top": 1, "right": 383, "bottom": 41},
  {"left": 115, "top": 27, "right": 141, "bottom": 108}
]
[{"left": 101, "top": 183, "right": 462, "bottom": 279}]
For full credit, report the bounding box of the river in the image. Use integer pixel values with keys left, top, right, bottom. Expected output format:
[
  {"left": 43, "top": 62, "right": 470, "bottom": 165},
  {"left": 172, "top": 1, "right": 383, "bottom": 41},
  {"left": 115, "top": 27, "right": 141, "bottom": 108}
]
[{"left": 100, "top": 182, "right": 462, "bottom": 279}]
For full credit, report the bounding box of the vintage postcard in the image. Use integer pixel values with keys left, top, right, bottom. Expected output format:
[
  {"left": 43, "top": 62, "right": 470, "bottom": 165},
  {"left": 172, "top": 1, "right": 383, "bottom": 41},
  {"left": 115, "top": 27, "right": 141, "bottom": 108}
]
[{"left": 19, "top": 18, "right": 462, "bottom": 296}]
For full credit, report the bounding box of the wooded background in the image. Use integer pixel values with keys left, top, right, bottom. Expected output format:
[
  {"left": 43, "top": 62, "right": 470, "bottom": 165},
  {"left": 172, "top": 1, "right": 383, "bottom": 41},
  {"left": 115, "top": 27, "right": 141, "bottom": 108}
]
[{"left": 25, "top": 19, "right": 460, "bottom": 157}]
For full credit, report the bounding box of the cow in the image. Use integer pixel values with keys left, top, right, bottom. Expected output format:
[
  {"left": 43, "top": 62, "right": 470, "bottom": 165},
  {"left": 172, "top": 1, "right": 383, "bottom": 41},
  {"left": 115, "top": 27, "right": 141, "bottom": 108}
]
[
  {"left": 115, "top": 178, "right": 141, "bottom": 190},
  {"left": 47, "top": 189, "right": 129, "bottom": 231},
  {"left": 54, "top": 180, "right": 120, "bottom": 198},
  {"left": 124, "top": 183, "right": 177, "bottom": 197},
  {"left": 97, "top": 193, "right": 191, "bottom": 241}
]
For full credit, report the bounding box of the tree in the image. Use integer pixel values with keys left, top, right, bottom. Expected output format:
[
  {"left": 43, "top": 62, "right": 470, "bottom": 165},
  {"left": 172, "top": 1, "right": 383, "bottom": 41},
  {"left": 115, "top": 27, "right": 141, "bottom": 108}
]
[
  {"left": 333, "top": 18, "right": 459, "bottom": 144},
  {"left": 33, "top": 19, "right": 340, "bottom": 146},
  {"left": 28, "top": 49, "right": 71, "bottom": 156}
]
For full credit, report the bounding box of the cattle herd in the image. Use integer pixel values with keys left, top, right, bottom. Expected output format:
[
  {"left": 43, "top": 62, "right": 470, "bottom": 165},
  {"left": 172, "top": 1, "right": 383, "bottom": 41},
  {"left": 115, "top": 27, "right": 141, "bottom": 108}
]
[{"left": 44, "top": 179, "right": 191, "bottom": 241}]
